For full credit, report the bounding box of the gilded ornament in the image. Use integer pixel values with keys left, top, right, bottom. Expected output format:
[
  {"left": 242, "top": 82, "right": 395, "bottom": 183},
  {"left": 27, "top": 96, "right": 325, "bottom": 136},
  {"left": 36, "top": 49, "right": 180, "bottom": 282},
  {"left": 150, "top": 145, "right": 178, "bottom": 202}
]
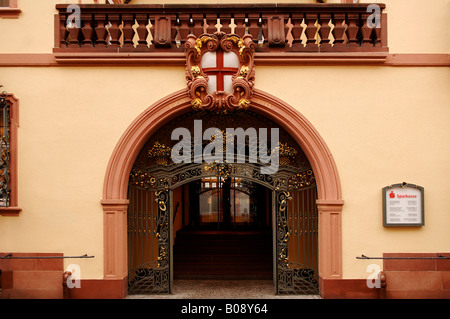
[
  {"left": 191, "top": 97, "right": 203, "bottom": 110},
  {"left": 191, "top": 65, "right": 202, "bottom": 78},
  {"left": 148, "top": 141, "right": 172, "bottom": 166},
  {"left": 239, "top": 65, "right": 249, "bottom": 78},
  {"left": 194, "top": 36, "right": 212, "bottom": 56},
  {"left": 227, "top": 36, "right": 246, "bottom": 56},
  {"left": 238, "top": 98, "right": 250, "bottom": 109}
]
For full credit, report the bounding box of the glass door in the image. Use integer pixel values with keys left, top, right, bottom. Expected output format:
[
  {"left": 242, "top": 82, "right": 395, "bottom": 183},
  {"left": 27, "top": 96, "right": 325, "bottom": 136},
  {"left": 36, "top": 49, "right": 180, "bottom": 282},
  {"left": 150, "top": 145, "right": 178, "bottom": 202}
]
[
  {"left": 197, "top": 177, "right": 263, "bottom": 230},
  {"left": 199, "top": 177, "right": 223, "bottom": 227}
]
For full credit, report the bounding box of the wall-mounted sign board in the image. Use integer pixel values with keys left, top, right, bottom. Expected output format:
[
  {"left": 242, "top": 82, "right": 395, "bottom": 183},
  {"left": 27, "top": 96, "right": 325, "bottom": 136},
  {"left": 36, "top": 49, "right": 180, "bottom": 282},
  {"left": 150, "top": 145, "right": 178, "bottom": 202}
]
[{"left": 382, "top": 182, "right": 424, "bottom": 226}]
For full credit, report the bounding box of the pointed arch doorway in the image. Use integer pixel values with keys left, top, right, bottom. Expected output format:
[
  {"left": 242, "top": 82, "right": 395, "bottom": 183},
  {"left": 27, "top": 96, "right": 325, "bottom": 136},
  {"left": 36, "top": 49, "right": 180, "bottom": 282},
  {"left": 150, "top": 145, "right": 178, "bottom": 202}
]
[{"left": 101, "top": 89, "right": 344, "bottom": 298}]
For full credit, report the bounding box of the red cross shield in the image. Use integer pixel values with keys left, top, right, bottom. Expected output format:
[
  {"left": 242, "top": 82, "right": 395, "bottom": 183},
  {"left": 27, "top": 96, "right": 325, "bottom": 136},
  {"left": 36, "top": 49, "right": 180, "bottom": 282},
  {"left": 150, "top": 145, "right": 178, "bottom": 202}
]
[{"left": 201, "top": 50, "right": 239, "bottom": 94}]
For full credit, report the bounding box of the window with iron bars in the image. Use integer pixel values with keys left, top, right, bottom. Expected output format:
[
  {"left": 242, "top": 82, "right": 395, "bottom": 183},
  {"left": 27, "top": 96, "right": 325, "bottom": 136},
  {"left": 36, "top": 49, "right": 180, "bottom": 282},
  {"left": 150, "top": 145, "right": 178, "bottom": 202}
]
[
  {"left": 0, "top": 93, "right": 11, "bottom": 207},
  {"left": 0, "top": 90, "right": 20, "bottom": 215}
]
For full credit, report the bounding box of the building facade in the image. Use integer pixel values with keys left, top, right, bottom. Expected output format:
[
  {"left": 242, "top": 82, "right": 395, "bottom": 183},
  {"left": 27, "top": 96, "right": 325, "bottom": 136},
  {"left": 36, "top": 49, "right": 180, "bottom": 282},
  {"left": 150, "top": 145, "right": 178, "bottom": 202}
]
[{"left": 0, "top": 0, "right": 449, "bottom": 299}]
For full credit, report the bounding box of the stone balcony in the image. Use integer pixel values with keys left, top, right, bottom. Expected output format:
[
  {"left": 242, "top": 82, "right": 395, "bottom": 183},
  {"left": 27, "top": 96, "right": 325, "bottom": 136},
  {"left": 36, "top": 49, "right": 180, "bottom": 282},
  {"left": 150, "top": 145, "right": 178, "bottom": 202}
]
[{"left": 53, "top": 3, "right": 388, "bottom": 65}]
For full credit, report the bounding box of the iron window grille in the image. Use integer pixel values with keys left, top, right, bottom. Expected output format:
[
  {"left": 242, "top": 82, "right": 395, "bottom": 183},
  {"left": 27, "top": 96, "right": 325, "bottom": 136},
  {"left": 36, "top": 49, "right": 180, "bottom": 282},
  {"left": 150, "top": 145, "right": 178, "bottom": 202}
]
[{"left": 0, "top": 92, "right": 11, "bottom": 207}]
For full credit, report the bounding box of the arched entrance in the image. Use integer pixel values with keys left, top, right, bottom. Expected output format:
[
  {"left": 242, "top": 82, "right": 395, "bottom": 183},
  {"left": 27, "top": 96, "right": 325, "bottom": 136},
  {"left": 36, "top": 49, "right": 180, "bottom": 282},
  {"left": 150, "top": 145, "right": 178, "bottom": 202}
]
[{"left": 101, "top": 89, "right": 343, "bottom": 298}]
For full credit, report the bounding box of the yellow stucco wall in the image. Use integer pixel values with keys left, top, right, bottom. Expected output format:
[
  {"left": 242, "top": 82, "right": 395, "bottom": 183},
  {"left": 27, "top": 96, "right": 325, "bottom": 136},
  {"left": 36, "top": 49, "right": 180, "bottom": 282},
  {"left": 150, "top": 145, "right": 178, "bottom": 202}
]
[
  {"left": 1, "top": 65, "right": 448, "bottom": 279},
  {"left": 1, "top": 0, "right": 449, "bottom": 53},
  {"left": 0, "top": 0, "right": 449, "bottom": 281},
  {"left": 256, "top": 66, "right": 450, "bottom": 278}
]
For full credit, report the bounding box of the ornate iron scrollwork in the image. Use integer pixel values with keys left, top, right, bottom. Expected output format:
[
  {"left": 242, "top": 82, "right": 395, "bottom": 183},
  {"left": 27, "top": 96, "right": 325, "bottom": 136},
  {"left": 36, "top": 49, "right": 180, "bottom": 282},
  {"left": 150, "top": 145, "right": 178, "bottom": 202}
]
[
  {"left": 275, "top": 190, "right": 319, "bottom": 295},
  {"left": 130, "top": 163, "right": 315, "bottom": 192},
  {"left": 276, "top": 191, "right": 291, "bottom": 270},
  {"left": 155, "top": 190, "right": 170, "bottom": 270},
  {"left": 128, "top": 189, "right": 170, "bottom": 294},
  {"left": 0, "top": 90, "right": 11, "bottom": 207}
]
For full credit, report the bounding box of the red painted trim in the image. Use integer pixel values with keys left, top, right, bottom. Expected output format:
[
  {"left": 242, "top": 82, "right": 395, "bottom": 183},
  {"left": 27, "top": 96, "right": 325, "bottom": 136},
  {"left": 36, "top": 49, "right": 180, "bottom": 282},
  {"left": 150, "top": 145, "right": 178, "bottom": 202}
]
[
  {"left": 385, "top": 54, "right": 450, "bottom": 67},
  {"left": 0, "top": 53, "right": 448, "bottom": 67}
]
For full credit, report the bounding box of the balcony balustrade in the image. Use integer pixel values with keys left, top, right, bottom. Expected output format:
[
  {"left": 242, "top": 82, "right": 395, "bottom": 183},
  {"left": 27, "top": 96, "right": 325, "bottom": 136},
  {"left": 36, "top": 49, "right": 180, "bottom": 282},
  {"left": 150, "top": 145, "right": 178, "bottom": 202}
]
[{"left": 53, "top": 3, "right": 388, "bottom": 64}]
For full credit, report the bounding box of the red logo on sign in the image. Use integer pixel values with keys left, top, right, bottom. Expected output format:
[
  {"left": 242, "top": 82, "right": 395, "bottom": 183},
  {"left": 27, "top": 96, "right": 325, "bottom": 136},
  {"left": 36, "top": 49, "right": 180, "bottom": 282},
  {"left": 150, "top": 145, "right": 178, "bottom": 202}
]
[{"left": 389, "top": 191, "right": 395, "bottom": 198}]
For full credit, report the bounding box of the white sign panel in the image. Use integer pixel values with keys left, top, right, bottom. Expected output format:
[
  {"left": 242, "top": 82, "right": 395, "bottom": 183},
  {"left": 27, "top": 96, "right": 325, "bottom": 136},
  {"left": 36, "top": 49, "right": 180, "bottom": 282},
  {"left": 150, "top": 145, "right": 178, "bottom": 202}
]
[{"left": 383, "top": 183, "right": 424, "bottom": 226}]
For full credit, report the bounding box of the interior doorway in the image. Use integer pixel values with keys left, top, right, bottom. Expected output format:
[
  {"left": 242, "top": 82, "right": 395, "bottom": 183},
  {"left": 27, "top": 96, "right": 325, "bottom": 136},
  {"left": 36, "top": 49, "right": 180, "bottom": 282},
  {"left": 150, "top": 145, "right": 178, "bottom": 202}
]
[
  {"left": 192, "top": 177, "right": 271, "bottom": 230},
  {"left": 172, "top": 176, "right": 273, "bottom": 281}
]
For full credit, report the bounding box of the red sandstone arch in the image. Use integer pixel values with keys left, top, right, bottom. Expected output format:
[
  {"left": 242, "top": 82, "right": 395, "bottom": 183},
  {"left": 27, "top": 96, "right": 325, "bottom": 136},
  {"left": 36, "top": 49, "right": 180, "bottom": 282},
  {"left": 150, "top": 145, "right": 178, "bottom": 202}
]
[{"left": 101, "top": 88, "right": 344, "bottom": 297}]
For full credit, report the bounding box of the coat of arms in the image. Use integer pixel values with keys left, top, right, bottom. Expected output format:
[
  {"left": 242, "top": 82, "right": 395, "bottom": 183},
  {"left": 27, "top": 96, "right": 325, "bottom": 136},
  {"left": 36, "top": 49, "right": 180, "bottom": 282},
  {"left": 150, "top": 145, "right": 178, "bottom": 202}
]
[{"left": 185, "top": 32, "right": 255, "bottom": 112}]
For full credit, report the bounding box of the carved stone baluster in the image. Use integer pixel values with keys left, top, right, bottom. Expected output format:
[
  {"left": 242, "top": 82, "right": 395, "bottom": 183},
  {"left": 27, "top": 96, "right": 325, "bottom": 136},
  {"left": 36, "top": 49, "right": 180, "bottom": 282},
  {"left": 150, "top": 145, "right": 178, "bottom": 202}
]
[
  {"left": 121, "top": 14, "right": 135, "bottom": 49},
  {"left": 369, "top": 12, "right": 383, "bottom": 48},
  {"left": 290, "top": 13, "right": 304, "bottom": 50},
  {"left": 59, "top": 13, "right": 69, "bottom": 48},
  {"left": 304, "top": 13, "right": 318, "bottom": 51},
  {"left": 374, "top": 22, "right": 382, "bottom": 48},
  {"left": 260, "top": 15, "right": 269, "bottom": 46},
  {"left": 147, "top": 16, "right": 155, "bottom": 47},
  {"left": 67, "top": 21, "right": 81, "bottom": 48},
  {"left": 192, "top": 14, "right": 204, "bottom": 36},
  {"left": 346, "top": 13, "right": 360, "bottom": 48},
  {"left": 171, "top": 15, "right": 178, "bottom": 47},
  {"left": 108, "top": 14, "right": 122, "bottom": 49},
  {"left": 268, "top": 15, "right": 285, "bottom": 47},
  {"left": 187, "top": 14, "right": 195, "bottom": 35},
  {"left": 81, "top": 14, "right": 94, "bottom": 48},
  {"left": 233, "top": 14, "right": 246, "bottom": 37},
  {"left": 177, "top": 14, "right": 190, "bottom": 44},
  {"left": 135, "top": 14, "right": 149, "bottom": 49},
  {"left": 205, "top": 14, "right": 217, "bottom": 34},
  {"left": 247, "top": 14, "right": 260, "bottom": 44},
  {"left": 220, "top": 15, "right": 232, "bottom": 35},
  {"left": 318, "top": 13, "right": 332, "bottom": 50},
  {"left": 284, "top": 16, "right": 290, "bottom": 47},
  {"left": 360, "top": 13, "right": 374, "bottom": 48},
  {"left": 94, "top": 14, "right": 108, "bottom": 49},
  {"left": 331, "top": 13, "right": 346, "bottom": 50}
]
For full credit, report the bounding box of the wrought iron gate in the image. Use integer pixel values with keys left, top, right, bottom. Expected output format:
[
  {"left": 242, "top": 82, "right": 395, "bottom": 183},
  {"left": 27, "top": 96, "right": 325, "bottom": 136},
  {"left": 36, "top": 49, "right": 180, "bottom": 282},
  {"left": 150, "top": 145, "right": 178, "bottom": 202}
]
[
  {"left": 128, "top": 179, "right": 318, "bottom": 295},
  {"left": 127, "top": 186, "right": 171, "bottom": 294},
  {"left": 126, "top": 108, "right": 319, "bottom": 295},
  {"left": 274, "top": 187, "right": 319, "bottom": 295}
]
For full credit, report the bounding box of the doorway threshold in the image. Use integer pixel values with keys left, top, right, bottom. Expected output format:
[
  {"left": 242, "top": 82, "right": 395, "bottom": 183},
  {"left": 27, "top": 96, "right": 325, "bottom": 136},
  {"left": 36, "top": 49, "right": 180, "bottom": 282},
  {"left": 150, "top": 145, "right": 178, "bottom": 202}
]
[{"left": 126, "top": 280, "right": 321, "bottom": 299}]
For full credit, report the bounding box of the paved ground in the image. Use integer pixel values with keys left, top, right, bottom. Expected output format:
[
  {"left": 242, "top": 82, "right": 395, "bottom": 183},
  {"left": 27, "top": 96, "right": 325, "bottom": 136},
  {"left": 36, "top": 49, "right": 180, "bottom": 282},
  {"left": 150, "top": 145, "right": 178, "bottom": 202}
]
[{"left": 126, "top": 280, "right": 321, "bottom": 299}]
